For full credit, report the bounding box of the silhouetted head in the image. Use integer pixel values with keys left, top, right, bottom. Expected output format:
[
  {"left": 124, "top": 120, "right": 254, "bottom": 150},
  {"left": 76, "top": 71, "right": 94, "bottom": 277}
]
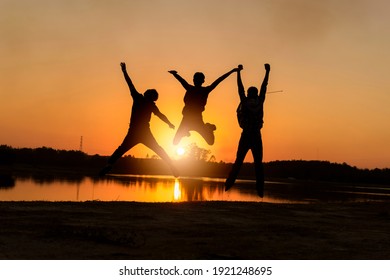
[
  {"left": 247, "top": 87, "right": 258, "bottom": 99},
  {"left": 144, "top": 89, "right": 158, "bottom": 101},
  {"left": 193, "top": 72, "right": 205, "bottom": 86}
]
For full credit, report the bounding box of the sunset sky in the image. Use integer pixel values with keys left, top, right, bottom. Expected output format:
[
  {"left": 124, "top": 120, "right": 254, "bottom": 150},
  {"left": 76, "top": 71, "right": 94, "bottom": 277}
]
[{"left": 1, "top": 0, "right": 389, "bottom": 169}]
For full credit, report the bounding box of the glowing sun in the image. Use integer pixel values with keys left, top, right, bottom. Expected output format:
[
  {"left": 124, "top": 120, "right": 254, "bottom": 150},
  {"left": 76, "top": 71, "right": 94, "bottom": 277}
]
[{"left": 176, "top": 147, "right": 186, "bottom": 156}]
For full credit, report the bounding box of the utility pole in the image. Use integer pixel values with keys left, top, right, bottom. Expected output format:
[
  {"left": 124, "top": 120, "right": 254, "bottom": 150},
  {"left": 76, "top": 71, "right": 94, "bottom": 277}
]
[{"left": 79, "top": 136, "right": 83, "bottom": 152}]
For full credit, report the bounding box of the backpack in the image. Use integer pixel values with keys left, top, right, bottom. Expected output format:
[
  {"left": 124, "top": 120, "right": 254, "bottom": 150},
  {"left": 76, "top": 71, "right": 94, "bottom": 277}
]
[
  {"left": 236, "top": 102, "right": 246, "bottom": 129},
  {"left": 236, "top": 99, "right": 263, "bottom": 130}
]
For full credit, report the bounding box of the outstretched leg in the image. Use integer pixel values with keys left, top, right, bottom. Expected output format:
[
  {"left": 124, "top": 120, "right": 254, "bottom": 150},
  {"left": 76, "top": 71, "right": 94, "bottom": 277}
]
[
  {"left": 143, "top": 130, "right": 179, "bottom": 177},
  {"left": 197, "top": 122, "right": 216, "bottom": 145},
  {"left": 189, "top": 114, "right": 216, "bottom": 145},
  {"left": 225, "top": 131, "right": 250, "bottom": 191},
  {"left": 99, "top": 130, "right": 137, "bottom": 176},
  {"left": 251, "top": 132, "right": 264, "bottom": 197},
  {"left": 173, "top": 118, "right": 190, "bottom": 145}
]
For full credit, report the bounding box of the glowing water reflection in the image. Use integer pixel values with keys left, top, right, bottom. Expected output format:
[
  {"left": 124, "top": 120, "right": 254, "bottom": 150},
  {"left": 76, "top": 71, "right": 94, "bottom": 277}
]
[
  {"left": 173, "top": 179, "right": 181, "bottom": 201},
  {"left": 1, "top": 174, "right": 390, "bottom": 203}
]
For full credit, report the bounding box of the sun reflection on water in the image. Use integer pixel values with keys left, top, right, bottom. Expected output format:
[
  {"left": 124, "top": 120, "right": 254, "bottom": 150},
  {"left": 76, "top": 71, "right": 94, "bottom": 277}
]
[{"left": 173, "top": 179, "right": 182, "bottom": 201}]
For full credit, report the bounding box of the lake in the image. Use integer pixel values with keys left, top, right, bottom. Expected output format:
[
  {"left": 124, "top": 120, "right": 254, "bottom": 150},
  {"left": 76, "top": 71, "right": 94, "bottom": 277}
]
[{"left": 1, "top": 174, "right": 390, "bottom": 203}]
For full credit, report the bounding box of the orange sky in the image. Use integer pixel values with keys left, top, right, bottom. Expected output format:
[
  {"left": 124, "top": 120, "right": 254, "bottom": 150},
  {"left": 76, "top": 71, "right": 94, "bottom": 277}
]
[{"left": 1, "top": 0, "right": 390, "bottom": 169}]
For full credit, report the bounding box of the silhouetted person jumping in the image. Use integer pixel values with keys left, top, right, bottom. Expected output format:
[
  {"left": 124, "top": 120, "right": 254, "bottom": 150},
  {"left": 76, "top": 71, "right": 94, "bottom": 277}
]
[
  {"left": 168, "top": 67, "right": 239, "bottom": 145},
  {"left": 225, "top": 64, "right": 271, "bottom": 197},
  {"left": 99, "top": 62, "right": 178, "bottom": 177}
]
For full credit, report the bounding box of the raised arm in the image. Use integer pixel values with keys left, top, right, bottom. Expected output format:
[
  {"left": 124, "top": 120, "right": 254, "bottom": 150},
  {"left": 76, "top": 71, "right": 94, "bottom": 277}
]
[
  {"left": 120, "top": 62, "right": 139, "bottom": 98},
  {"left": 168, "top": 70, "right": 191, "bottom": 90},
  {"left": 153, "top": 107, "right": 175, "bottom": 129},
  {"left": 209, "top": 67, "right": 239, "bottom": 91},
  {"left": 259, "top": 63, "right": 270, "bottom": 102},
  {"left": 236, "top": 64, "right": 245, "bottom": 101}
]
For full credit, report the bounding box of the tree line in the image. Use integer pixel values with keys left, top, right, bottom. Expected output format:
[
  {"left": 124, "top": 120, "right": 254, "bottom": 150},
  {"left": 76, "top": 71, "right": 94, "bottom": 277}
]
[{"left": 1, "top": 145, "right": 389, "bottom": 185}]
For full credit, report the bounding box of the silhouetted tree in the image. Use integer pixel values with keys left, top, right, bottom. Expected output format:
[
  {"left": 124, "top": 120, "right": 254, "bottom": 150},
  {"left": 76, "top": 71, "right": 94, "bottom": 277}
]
[{"left": 185, "top": 143, "right": 211, "bottom": 161}]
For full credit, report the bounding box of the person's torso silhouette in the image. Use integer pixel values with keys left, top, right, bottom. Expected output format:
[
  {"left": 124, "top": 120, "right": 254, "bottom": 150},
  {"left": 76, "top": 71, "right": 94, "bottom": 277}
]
[
  {"left": 182, "top": 85, "right": 211, "bottom": 116},
  {"left": 237, "top": 89, "right": 265, "bottom": 131},
  {"left": 129, "top": 89, "right": 159, "bottom": 130}
]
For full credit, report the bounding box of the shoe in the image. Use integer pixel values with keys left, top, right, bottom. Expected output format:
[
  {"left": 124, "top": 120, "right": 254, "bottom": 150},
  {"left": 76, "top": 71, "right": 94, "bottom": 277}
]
[
  {"left": 98, "top": 164, "right": 112, "bottom": 177},
  {"left": 224, "top": 177, "right": 234, "bottom": 192},
  {"left": 206, "top": 123, "right": 217, "bottom": 131},
  {"left": 204, "top": 123, "right": 216, "bottom": 145},
  {"left": 256, "top": 183, "right": 264, "bottom": 198}
]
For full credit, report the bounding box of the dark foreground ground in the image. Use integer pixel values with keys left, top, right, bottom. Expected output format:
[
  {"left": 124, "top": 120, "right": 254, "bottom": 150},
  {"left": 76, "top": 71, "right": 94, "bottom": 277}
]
[{"left": 0, "top": 201, "right": 390, "bottom": 260}]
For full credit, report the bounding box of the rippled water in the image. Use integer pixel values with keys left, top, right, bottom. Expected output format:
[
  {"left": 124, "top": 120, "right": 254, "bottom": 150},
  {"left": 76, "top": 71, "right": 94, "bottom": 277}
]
[{"left": 1, "top": 174, "right": 390, "bottom": 203}]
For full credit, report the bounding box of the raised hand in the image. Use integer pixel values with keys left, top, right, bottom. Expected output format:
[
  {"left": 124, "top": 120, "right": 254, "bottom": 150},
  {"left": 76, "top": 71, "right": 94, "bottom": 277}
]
[{"left": 120, "top": 62, "right": 127, "bottom": 72}]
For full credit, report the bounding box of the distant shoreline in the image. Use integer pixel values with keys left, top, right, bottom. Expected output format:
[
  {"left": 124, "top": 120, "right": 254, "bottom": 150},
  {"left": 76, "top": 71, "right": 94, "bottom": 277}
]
[{"left": 1, "top": 145, "right": 390, "bottom": 186}]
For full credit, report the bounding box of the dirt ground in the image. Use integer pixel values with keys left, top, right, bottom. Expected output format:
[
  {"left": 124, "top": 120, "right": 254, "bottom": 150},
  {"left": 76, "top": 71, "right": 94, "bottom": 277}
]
[{"left": 0, "top": 201, "right": 390, "bottom": 260}]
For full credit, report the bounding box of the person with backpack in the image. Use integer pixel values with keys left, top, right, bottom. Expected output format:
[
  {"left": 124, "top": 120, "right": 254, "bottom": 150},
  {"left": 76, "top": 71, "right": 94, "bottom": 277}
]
[{"left": 225, "top": 63, "right": 271, "bottom": 197}]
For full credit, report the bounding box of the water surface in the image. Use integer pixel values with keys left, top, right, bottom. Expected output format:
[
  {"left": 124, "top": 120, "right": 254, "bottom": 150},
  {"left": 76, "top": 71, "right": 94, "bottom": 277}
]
[{"left": 1, "top": 174, "right": 390, "bottom": 203}]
